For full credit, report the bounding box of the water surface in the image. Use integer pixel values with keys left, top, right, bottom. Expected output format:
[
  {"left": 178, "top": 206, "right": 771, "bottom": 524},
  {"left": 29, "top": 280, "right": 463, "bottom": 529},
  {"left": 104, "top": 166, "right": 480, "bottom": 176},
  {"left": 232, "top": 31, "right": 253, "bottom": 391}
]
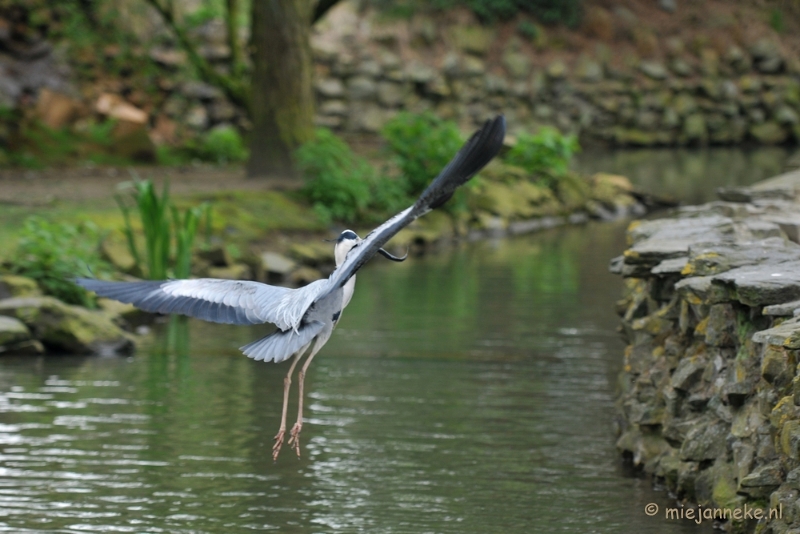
[
  {"left": 4, "top": 144, "right": 786, "bottom": 532},
  {"left": 0, "top": 222, "right": 710, "bottom": 533}
]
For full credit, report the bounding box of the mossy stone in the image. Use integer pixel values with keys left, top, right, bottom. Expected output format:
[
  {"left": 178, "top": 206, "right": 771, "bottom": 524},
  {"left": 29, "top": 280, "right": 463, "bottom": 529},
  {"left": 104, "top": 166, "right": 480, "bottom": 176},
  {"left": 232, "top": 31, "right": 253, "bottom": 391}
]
[{"left": 0, "top": 275, "right": 42, "bottom": 299}]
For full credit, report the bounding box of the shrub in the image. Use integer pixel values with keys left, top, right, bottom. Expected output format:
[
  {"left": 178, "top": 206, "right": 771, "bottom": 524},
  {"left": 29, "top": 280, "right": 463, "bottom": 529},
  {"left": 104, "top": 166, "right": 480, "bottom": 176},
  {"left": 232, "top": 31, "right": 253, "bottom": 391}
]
[
  {"left": 8, "top": 216, "right": 112, "bottom": 306},
  {"left": 517, "top": 20, "right": 539, "bottom": 40},
  {"left": 381, "top": 111, "right": 464, "bottom": 196},
  {"left": 295, "top": 128, "right": 374, "bottom": 224},
  {"left": 406, "top": 0, "right": 582, "bottom": 25},
  {"left": 505, "top": 127, "right": 580, "bottom": 187},
  {"left": 194, "top": 125, "right": 249, "bottom": 164}
]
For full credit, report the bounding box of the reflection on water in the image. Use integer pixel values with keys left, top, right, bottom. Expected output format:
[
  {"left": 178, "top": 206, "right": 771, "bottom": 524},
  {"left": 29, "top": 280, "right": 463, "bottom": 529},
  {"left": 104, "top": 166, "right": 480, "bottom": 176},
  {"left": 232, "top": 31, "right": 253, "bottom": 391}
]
[
  {"left": 0, "top": 222, "right": 711, "bottom": 533},
  {"left": 575, "top": 146, "right": 793, "bottom": 204}
]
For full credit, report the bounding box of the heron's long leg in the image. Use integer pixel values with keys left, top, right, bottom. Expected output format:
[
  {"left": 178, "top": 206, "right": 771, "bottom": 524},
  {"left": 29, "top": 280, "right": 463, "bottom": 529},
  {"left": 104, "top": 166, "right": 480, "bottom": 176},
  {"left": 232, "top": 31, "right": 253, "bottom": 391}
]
[
  {"left": 288, "top": 337, "right": 326, "bottom": 458},
  {"left": 272, "top": 348, "right": 306, "bottom": 462}
]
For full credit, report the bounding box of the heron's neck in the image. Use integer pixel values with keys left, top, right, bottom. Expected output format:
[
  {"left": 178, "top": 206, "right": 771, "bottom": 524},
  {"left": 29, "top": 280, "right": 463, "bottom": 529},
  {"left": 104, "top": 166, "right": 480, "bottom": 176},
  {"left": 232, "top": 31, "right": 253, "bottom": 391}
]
[{"left": 341, "top": 274, "right": 356, "bottom": 310}]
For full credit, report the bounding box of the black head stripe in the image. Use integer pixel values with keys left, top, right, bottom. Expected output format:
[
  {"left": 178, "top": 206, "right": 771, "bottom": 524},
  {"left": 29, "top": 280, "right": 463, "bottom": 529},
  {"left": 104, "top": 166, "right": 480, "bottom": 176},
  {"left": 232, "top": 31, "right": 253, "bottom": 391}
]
[{"left": 338, "top": 230, "right": 358, "bottom": 242}]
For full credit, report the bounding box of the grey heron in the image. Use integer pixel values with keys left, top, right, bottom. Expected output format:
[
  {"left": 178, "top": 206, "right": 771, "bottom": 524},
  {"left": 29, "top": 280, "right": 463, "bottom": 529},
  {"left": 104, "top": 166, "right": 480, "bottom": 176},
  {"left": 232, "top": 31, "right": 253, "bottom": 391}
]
[{"left": 75, "top": 115, "right": 506, "bottom": 460}]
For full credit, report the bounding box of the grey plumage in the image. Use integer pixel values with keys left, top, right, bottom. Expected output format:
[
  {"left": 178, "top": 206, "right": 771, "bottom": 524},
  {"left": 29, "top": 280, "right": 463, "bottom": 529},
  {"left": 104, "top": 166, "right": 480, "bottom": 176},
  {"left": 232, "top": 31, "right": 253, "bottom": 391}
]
[
  {"left": 76, "top": 115, "right": 506, "bottom": 364},
  {"left": 75, "top": 115, "right": 506, "bottom": 459}
]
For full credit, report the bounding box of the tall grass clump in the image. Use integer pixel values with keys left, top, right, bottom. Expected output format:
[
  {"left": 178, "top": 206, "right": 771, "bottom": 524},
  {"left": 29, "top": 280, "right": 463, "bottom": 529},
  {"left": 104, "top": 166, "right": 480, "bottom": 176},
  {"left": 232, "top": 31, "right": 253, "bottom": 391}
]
[
  {"left": 505, "top": 127, "right": 579, "bottom": 187},
  {"left": 8, "top": 216, "right": 112, "bottom": 306},
  {"left": 116, "top": 179, "right": 210, "bottom": 279}
]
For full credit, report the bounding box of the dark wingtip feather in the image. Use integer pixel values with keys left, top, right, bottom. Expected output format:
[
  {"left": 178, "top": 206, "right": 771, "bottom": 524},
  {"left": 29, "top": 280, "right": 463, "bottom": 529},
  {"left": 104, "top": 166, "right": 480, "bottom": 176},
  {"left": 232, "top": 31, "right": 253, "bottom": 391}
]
[{"left": 416, "top": 115, "right": 506, "bottom": 212}]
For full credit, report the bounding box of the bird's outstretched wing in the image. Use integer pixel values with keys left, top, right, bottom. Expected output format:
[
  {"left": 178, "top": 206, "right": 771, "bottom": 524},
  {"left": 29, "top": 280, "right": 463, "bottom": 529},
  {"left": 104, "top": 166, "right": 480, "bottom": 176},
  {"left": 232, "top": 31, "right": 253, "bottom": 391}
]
[
  {"left": 75, "top": 278, "right": 325, "bottom": 331},
  {"left": 317, "top": 114, "right": 506, "bottom": 300}
]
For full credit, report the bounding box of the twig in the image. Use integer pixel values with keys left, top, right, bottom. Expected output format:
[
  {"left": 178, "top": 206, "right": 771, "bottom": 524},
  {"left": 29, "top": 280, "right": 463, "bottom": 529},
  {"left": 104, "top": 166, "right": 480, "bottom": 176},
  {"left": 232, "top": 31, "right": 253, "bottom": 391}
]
[{"left": 143, "top": 0, "right": 251, "bottom": 112}]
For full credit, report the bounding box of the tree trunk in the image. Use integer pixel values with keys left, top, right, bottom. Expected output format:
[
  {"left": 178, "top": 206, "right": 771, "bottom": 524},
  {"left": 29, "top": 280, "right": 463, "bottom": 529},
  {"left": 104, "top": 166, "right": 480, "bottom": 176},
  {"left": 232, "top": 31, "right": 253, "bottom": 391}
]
[{"left": 247, "top": 0, "right": 315, "bottom": 178}]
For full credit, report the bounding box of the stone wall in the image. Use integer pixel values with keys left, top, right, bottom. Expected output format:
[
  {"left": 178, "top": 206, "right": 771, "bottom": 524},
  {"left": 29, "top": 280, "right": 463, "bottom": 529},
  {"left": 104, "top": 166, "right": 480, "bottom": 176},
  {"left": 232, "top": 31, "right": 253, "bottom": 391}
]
[
  {"left": 612, "top": 170, "right": 800, "bottom": 532},
  {"left": 4, "top": 1, "right": 800, "bottom": 152},
  {"left": 310, "top": 3, "right": 800, "bottom": 147}
]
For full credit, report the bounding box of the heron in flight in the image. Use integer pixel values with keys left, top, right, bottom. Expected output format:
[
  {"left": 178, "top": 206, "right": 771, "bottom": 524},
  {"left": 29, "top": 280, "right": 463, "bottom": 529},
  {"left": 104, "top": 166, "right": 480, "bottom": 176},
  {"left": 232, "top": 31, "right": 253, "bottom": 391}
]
[{"left": 76, "top": 115, "right": 506, "bottom": 460}]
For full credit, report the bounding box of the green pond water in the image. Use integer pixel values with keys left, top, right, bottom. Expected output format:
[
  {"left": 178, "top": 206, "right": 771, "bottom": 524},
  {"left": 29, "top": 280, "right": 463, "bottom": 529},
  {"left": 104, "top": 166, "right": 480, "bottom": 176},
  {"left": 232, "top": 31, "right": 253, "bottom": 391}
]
[{"left": 0, "top": 146, "right": 795, "bottom": 533}]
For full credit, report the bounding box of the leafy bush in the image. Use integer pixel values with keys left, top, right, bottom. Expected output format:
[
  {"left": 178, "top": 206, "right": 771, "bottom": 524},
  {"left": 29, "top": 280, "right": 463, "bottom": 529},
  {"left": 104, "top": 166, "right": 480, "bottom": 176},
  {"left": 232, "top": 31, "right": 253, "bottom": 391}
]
[
  {"left": 381, "top": 112, "right": 464, "bottom": 196},
  {"left": 295, "top": 128, "right": 374, "bottom": 224},
  {"left": 505, "top": 127, "right": 579, "bottom": 186},
  {"left": 8, "top": 216, "right": 112, "bottom": 306},
  {"left": 382, "top": 0, "right": 583, "bottom": 25},
  {"left": 194, "top": 125, "right": 249, "bottom": 164},
  {"left": 770, "top": 9, "right": 785, "bottom": 33},
  {"left": 517, "top": 20, "right": 540, "bottom": 40}
]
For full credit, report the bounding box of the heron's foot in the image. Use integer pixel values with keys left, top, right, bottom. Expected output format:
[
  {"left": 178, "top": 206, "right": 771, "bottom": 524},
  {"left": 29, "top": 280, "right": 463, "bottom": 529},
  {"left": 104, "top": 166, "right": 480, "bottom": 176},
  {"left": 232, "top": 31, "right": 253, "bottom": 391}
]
[
  {"left": 272, "top": 429, "right": 285, "bottom": 462},
  {"left": 288, "top": 422, "right": 303, "bottom": 458}
]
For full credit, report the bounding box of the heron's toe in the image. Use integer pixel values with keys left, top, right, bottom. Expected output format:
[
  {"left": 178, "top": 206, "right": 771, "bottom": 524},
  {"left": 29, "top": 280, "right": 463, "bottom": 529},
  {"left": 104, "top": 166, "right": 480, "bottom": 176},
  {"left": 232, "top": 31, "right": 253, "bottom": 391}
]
[
  {"left": 272, "top": 430, "right": 285, "bottom": 461},
  {"left": 288, "top": 423, "right": 303, "bottom": 458}
]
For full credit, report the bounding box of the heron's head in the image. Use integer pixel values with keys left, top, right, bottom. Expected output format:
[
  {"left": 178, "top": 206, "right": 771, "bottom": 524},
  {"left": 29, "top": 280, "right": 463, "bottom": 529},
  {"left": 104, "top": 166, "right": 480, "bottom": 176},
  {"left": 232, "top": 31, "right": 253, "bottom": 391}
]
[{"left": 334, "top": 230, "right": 361, "bottom": 266}]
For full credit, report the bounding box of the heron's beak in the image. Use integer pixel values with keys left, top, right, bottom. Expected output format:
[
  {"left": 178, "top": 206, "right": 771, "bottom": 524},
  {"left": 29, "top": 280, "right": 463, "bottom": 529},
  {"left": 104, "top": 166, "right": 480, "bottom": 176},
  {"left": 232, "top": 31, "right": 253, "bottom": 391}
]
[{"left": 378, "top": 248, "right": 408, "bottom": 262}]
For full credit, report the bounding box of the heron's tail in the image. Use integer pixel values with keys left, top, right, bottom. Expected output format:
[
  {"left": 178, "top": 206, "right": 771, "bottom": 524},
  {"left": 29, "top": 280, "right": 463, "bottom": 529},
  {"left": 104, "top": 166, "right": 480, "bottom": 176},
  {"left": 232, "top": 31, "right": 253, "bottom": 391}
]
[
  {"left": 413, "top": 115, "right": 506, "bottom": 215},
  {"left": 241, "top": 321, "right": 324, "bottom": 363}
]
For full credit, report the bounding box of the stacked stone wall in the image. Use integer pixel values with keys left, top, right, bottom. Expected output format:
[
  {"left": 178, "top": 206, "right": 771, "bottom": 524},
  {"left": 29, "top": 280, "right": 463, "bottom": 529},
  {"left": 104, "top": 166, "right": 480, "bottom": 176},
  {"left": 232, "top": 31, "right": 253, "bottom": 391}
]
[
  {"left": 310, "top": 4, "right": 800, "bottom": 147},
  {"left": 613, "top": 171, "right": 800, "bottom": 532}
]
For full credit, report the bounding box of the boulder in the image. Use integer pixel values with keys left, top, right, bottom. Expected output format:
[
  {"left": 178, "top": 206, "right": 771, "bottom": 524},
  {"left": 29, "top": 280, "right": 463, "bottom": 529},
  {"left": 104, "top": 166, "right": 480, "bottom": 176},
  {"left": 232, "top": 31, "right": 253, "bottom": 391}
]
[
  {"left": 546, "top": 60, "right": 567, "bottom": 79},
  {"left": 0, "top": 315, "right": 31, "bottom": 347},
  {"left": 750, "top": 122, "right": 788, "bottom": 144},
  {"left": 713, "top": 260, "right": 800, "bottom": 307},
  {"left": 197, "top": 245, "right": 233, "bottom": 267},
  {"left": 347, "top": 76, "right": 377, "bottom": 101},
  {"left": 319, "top": 100, "right": 347, "bottom": 116},
  {"left": 377, "top": 81, "right": 407, "bottom": 107},
  {"left": 36, "top": 88, "right": 84, "bottom": 129},
  {"left": 639, "top": 61, "right": 668, "bottom": 80},
  {"left": 208, "top": 263, "right": 251, "bottom": 280},
  {"left": 95, "top": 93, "right": 147, "bottom": 124},
  {"left": 0, "top": 296, "right": 134, "bottom": 355},
  {"left": 575, "top": 58, "right": 603, "bottom": 82},
  {"left": 100, "top": 236, "right": 137, "bottom": 274},
  {"left": 287, "top": 242, "right": 333, "bottom": 267},
  {"left": 111, "top": 120, "right": 156, "bottom": 162},
  {"left": 449, "top": 26, "right": 494, "bottom": 56},
  {"left": 679, "top": 421, "right": 730, "bottom": 461},
  {"left": 261, "top": 252, "right": 297, "bottom": 276},
  {"left": 502, "top": 50, "right": 530, "bottom": 79},
  {"left": 0, "top": 275, "right": 42, "bottom": 299},
  {"left": 96, "top": 298, "right": 144, "bottom": 327},
  {"left": 181, "top": 80, "right": 223, "bottom": 100},
  {"left": 184, "top": 105, "right": 209, "bottom": 130},
  {"left": 682, "top": 114, "right": 707, "bottom": 142},
  {"left": 314, "top": 78, "right": 345, "bottom": 98},
  {"left": 288, "top": 267, "right": 323, "bottom": 286},
  {"left": 738, "top": 462, "right": 784, "bottom": 498}
]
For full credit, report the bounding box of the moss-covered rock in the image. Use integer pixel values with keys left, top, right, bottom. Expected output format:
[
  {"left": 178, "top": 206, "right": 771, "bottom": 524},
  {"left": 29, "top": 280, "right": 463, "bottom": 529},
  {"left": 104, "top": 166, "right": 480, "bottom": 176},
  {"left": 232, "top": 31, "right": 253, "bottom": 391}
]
[
  {"left": 0, "top": 315, "right": 31, "bottom": 347},
  {"left": 0, "top": 296, "right": 134, "bottom": 355},
  {"left": 0, "top": 275, "right": 42, "bottom": 299}
]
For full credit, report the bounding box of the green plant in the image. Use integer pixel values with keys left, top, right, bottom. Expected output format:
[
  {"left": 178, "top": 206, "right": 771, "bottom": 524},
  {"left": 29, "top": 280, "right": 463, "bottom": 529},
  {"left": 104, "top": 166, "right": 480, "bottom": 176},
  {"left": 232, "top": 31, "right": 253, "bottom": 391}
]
[
  {"left": 8, "top": 216, "right": 112, "bottom": 306},
  {"left": 505, "top": 127, "right": 580, "bottom": 187},
  {"left": 769, "top": 9, "right": 785, "bottom": 33},
  {"left": 517, "top": 20, "right": 539, "bottom": 40},
  {"left": 194, "top": 125, "right": 249, "bottom": 164},
  {"left": 116, "top": 179, "right": 211, "bottom": 279},
  {"left": 295, "top": 128, "right": 374, "bottom": 224},
  {"left": 382, "top": 112, "right": 464, "bottom": 196},
  {"left": 419, "top": 0, "right": 582, "bottom": 25}
]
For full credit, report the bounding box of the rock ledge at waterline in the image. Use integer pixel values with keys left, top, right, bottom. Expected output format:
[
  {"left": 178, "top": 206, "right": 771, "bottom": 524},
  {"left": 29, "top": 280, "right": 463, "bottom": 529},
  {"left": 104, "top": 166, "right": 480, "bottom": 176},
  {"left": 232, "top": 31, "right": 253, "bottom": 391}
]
[
  {"left": 0, "top": 172, "right": 650, "bottom": 356},
  {"left": 612, "top": 168, "right": 800, "bottom": 533}
]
